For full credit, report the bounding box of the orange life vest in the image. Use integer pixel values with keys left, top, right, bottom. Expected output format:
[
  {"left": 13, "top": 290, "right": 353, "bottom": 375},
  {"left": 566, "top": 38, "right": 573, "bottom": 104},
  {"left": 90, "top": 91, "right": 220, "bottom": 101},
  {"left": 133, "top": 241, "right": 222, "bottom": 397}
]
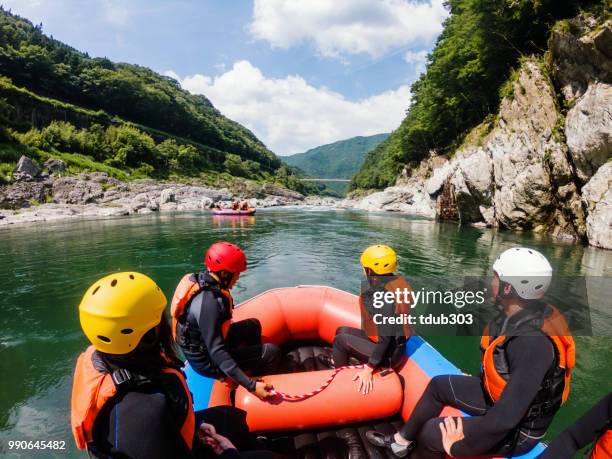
[
  {"left": 591, "top": 430, "right": 612, "bottom": 459},
  {"left": 360, "top": 275, "right": 413, "bottom": 343},
  {"left": 480, "top": 304, "right": 575, "bottom": 408},
  {"left": 170, "top": 273, "right": 233, "bottom": 340},
  {"left": 71, "top": 346, "right": 195, "bottom": 452}
]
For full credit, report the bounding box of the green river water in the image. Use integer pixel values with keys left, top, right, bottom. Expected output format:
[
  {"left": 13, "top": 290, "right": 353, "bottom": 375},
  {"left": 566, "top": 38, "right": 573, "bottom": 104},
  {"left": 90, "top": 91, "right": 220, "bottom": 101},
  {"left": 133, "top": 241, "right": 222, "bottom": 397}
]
[{"left": 0, "top": 208, "right": 610, "bottom": 457}]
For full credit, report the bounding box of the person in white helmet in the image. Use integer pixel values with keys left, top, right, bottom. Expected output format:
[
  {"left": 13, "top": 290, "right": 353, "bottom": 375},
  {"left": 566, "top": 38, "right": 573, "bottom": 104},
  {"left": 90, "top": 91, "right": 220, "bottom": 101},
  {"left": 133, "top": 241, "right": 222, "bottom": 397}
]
[{"left": 366, "top": 247, "right": 575, "bottom": 458}]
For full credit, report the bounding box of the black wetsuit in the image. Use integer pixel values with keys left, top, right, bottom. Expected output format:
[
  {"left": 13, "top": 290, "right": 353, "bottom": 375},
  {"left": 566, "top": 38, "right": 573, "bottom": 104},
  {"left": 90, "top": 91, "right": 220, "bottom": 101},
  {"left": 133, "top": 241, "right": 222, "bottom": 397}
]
[
  {"left": 540, "top": 392, "right": 611, "bottom": 458},
  {"left": 398, "top": 312, "right": 558, "bottom": 458},
  {"left": 179, "top": 272, "right": 280, "bottom": 391},
  {"left": 332, "top": 275, "right": 411, "bottom": 369},
  {"left": 91, "top": 371, "right": 283, "bottom": 459}
]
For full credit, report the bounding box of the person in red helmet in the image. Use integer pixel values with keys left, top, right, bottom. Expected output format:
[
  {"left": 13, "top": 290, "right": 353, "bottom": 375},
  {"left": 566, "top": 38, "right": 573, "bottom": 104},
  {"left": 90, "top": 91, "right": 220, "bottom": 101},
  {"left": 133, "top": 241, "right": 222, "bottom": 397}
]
[{"left": 171, "top": 242, "right": 280, "bottom": 400}]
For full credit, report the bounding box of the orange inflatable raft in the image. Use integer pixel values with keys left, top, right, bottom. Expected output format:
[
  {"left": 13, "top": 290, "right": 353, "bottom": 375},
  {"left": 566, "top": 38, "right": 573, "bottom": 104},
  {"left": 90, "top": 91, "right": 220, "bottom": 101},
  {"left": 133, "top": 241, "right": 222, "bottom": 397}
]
[{"left": 185, "top": 285, "right": 545, "bottom": 458}]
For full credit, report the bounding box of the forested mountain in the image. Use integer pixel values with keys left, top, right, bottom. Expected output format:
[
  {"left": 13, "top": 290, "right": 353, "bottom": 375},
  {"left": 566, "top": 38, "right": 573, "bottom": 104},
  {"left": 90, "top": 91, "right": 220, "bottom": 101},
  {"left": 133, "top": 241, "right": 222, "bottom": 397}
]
[
  {"left": 351, "top": 0, "right": 606, "bottom": 190},
  {"left": 0, "top": 8, "right": 315, "bottom": 193},
  {"left": 284, "top": 134, "right": 388, "bottom": 179}
]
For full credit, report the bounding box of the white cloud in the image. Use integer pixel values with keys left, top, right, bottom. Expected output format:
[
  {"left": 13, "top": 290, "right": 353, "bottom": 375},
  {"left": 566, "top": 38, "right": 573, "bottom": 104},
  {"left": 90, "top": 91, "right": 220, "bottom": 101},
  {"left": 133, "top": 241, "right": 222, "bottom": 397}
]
[
  {"left": 101, "top": 0, "right": 131, "bottom": 27},
  {"left": 250, "top": 0, "right": 448, "bottom": 59},
  {"left": 404, "top": 49, "right": 428, "bottom": 64},
  {"left": 167, "top": 61, "right": 411, "bottom": 155},
  {"left": 404, "top": 49, "right": 428, "bottom": 74}
]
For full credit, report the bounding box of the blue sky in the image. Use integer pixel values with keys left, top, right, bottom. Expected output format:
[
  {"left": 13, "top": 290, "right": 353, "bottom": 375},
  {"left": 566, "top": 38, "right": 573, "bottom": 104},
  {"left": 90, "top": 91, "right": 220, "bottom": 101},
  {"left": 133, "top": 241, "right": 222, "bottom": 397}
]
[{"left": 2, "top": 0, "right": 448, "bottom": 154}]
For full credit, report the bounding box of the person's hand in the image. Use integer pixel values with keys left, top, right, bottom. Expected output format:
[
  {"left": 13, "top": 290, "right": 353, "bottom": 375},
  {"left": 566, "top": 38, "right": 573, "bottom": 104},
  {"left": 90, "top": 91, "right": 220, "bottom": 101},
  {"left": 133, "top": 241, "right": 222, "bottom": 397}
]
[
  {"left": 202, "top": 433, "right": 236, "bottom": 455},
  {"left": 439, "top": 416, "right": 464, "bottom": 456},
  {"left": 252, "top": 381, "right": 275, "bottom": 400},
  {"left": 353, "top": 366, "right": 374, "bottom": 394},
  {"left": 198, "top": 422, "right": 216, "bottom": 442}
]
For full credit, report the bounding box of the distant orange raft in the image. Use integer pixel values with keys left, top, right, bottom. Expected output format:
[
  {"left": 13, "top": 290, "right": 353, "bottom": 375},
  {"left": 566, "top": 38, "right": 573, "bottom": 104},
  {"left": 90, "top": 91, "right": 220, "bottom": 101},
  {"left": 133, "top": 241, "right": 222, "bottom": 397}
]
[{"left": 184, "top": 286, "right": 545, "bottom": 458}]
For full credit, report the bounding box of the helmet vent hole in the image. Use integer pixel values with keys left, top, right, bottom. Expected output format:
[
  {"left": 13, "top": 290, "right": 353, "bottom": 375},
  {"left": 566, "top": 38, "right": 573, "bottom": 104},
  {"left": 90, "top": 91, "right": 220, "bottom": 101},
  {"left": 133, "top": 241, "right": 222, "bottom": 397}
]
[
  {"left": 97, "top": 335, "right": 111, "bottom": 343},
  {"left": 121, "top": 328, "right": 133, "bottom": 335},
  {"left": 374, "top": 262, "right": 379, "bottom": 265},
  {"left": 111, "top": 279, "right": 117, "bottom": 287},
  {"left": 92, "top": 286, "right": 100, "bottom": 296},
  {"left": 521, "top": 280, "right": 529, "bottom": 284},
  {"left": 528, "top": 250, "right": 533, "bottom": 254},
  {"left": 535, "top": 284, "right": 543, "bottom": 290},
  {"left": 129, "top": 274, "right": 135, "bottom": 280}
]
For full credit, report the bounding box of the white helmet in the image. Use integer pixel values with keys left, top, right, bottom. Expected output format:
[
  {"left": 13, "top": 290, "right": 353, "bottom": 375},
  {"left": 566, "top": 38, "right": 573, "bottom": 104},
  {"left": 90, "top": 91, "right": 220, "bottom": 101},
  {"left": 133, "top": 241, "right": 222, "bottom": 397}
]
[{"left": 492, "top": 247, "right": 553, "bottom": 300}]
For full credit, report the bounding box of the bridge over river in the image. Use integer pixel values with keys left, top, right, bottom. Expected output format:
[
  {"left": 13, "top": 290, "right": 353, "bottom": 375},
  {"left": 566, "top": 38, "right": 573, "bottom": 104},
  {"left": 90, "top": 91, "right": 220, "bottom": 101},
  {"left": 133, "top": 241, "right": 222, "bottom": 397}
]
[{"left": 298, "top": 178, "right": 350, "bottom": 195}]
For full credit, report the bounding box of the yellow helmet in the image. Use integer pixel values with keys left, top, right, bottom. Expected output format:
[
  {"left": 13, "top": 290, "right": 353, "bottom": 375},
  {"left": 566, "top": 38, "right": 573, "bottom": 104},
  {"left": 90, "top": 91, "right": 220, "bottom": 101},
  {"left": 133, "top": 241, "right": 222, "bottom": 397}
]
[
  {"left": 360, "top": 244, "right": 397, "bottom": 275},
  {"left": 78, "top": 272, "right": 167, "bottom": 354}
]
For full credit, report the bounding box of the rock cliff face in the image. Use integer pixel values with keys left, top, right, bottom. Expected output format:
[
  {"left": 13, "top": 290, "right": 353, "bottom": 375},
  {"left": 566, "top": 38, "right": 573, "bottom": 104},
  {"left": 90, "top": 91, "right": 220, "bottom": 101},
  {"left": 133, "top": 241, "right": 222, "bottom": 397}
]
[
  {"left": 343, "top": 17, "right": 611, "bottom": 249},
  {"left": 581, "top": 162, "right": 612, "bottom": 249}
]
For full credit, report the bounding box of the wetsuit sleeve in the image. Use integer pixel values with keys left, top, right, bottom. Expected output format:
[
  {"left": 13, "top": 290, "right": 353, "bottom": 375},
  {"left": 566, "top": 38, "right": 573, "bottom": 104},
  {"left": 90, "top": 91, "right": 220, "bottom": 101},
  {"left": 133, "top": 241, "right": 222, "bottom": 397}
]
[
  {"left": 452, "top": 336, "right": 555, "bottom": 456},
  {"left": 540, "top": 392, "right": 611, "bottom": 458},
  {"left": 368, "top": 336, "right": 392, "bottom": 368},
  {"left": 198, "top": 293, "right": 256, "bottom": 392}
]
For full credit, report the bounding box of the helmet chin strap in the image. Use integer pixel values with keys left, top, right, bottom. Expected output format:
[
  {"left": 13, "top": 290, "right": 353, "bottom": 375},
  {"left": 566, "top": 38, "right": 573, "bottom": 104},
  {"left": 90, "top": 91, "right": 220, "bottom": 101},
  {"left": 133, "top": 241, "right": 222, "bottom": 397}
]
[{"left": 208, "top": 270, "right": 231, "bottom": 288}]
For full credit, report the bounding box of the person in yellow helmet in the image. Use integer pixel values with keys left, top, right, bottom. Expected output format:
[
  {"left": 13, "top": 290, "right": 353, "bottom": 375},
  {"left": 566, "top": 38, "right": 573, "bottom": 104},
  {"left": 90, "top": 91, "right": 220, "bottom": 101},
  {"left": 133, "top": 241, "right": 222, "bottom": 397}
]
[
  {"left": 319, "top": 245, "right": 413, "bottom": 394},
  {"left": 71, "top": 272, "right": 285, "bottom": 459}
]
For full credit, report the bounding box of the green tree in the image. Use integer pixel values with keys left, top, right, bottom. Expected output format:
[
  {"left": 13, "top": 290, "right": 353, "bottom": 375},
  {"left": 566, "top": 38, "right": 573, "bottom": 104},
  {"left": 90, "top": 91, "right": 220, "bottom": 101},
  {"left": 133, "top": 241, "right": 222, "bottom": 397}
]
[
  {"left": 176, "top": 144, "right": 201, "bottom": 171},
  {"left": 105, "top": 125, "right": 155, "bottom": 168}
]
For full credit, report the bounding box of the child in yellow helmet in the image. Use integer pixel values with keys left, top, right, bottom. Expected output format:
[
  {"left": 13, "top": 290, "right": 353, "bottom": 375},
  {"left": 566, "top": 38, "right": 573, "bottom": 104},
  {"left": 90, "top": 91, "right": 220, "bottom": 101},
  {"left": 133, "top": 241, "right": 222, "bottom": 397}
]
[
  {"left": 320, "top": 245, "right": 413, "bottom": 394},
  {"left": 71, "top": 272, "right": 285, "bottom": 459}
]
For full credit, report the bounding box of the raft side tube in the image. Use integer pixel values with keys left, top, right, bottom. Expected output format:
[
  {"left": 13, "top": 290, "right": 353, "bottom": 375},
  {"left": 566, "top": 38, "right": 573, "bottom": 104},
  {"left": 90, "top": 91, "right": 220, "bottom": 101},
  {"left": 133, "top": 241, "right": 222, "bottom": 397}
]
[{"left": 235, "top": 368, "right": 403, "bottom": 431}]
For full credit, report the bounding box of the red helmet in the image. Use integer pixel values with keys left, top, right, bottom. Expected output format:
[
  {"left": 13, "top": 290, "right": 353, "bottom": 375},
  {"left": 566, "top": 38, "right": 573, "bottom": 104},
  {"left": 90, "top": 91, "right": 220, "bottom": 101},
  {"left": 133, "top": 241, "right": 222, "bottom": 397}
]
[{"left": 205, "top": 242, "right": 247, "bottom": 274}]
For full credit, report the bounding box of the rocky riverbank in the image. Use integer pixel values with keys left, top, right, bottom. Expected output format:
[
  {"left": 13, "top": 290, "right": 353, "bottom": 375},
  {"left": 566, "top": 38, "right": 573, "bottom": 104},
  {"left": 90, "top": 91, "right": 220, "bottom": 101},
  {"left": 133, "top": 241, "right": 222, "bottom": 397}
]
[
  {"left": 0, "top": 157, "right": 338, "bottom": 226},
  {"left": 340, "top": 17, "right": 612, "bottom": 250}
]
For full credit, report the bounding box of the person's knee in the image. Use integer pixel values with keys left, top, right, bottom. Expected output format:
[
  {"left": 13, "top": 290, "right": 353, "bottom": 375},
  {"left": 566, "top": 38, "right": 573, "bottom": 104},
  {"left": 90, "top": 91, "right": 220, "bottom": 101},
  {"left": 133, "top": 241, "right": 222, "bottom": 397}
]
[
  {"left": 333, "top": 333, "right": 349, "bottom": 349},
  {"left": 238, "top": 318, "right": 261, "bottom": 339},
  {"left": 426, "top": 375, "right": 447, "bottom": 396},
  {"left": 248, "top": 318, "right": 262, "bottom": 334}
]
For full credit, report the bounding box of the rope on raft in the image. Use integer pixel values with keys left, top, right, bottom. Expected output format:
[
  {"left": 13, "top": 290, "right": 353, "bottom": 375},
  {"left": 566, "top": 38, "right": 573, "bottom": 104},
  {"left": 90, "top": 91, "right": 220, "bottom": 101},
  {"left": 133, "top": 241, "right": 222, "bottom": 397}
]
[{"left": 270, "top": 364, "right": 365, "bottom": 401}]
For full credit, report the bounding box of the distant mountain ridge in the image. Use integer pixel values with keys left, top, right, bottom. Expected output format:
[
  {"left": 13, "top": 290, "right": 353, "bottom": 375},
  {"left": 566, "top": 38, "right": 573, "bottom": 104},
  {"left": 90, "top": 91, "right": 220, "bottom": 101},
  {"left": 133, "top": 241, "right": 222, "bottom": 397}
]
[{"left": 284, "top": 134, "right": 389, "bottom": 179}]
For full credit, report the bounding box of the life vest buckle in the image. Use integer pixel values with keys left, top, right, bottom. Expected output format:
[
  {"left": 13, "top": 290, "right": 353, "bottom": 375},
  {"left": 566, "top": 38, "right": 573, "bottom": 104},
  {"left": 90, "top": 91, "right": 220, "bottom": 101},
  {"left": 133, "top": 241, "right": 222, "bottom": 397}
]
[{"left": 111, "top": 368, "right": 133, "bottom": 387}]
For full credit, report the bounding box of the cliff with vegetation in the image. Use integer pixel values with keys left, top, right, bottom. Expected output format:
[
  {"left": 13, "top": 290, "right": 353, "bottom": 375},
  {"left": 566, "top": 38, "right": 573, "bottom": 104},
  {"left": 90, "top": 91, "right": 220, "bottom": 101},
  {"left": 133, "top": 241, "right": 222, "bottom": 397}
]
[
  {"left": 0, "top": 8, "right": 318, "bottom": 197},
  {"left": 346, "top": 1, "right": 611, "bottom": 249}
]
